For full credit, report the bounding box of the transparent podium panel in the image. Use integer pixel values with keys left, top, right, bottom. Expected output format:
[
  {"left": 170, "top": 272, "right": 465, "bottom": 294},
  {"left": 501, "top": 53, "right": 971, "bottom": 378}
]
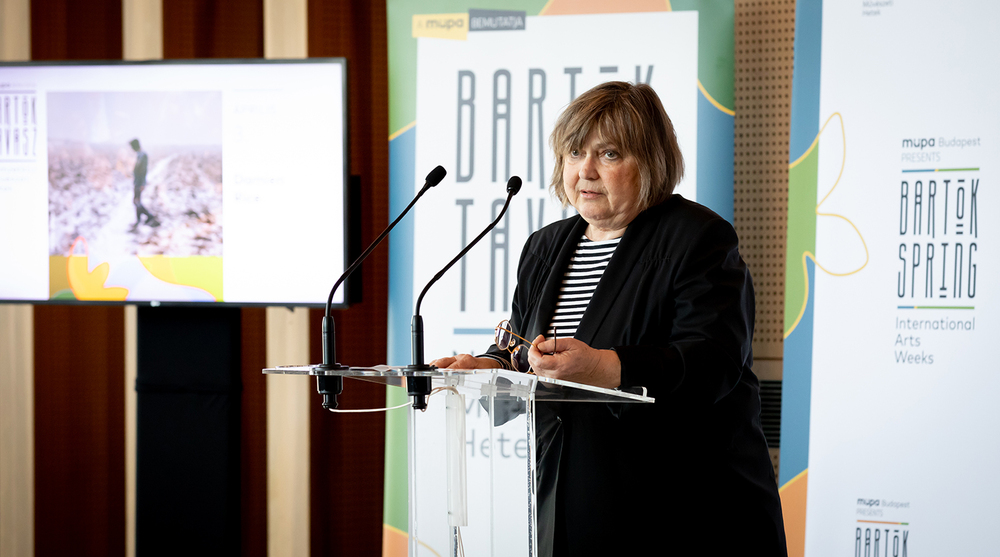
[
  {"left": 408, "top": 371, "right": 537, "bottom": 557},
  {"left": 262, "top": 365, "right": 653, "bottom": 557}
]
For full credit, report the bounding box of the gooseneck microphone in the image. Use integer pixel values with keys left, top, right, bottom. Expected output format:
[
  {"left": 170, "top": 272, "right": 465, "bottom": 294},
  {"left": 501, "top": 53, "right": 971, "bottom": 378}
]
[
  {"left": 316, "top": 165, "right": 447, "bottom": 410},
  {"left": 405, "top": 176, "right": 523, "bottom": 410}
]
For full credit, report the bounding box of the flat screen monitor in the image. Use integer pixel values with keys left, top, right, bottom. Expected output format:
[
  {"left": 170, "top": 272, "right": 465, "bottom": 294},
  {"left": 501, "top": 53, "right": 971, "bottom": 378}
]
[{"left": 0, "top": 58, "right": 347, "bottom": 307}]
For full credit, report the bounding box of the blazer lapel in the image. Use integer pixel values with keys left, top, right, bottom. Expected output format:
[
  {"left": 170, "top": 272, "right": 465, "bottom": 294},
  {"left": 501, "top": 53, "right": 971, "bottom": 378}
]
[
  {"left": 527, "top": 216, "right": 588, "bottom": 340},
  {"left": 573, "top": 206, "right": 657, "bottom": 346}
]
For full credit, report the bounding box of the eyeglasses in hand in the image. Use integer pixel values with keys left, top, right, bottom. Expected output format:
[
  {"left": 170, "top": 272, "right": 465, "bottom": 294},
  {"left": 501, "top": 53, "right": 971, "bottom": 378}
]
[{"left": 494, "top": 320, "right": 557, "bottom": 374}]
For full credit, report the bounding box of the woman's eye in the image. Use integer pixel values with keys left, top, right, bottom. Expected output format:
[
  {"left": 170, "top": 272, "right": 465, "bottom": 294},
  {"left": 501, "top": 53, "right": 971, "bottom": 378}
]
[
  {"left": 569, "top": 149, "right": 580, "bottom": 157},
  {"left": 604, "top": 150, "right": 618, "bottom": 159}
]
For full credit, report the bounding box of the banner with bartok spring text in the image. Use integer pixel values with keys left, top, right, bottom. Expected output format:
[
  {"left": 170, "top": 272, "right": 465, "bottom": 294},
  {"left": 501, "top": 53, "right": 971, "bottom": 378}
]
[
  {"left": 780, "top": 1, "right": 998, "bottom": 556},
  {"left": 384, "top": 1, "right": 735, "bottom": 555}
]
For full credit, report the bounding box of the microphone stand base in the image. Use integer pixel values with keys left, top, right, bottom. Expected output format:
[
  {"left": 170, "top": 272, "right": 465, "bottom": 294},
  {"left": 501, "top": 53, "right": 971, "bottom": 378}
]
[
  {"left": 402, "top": 365, "right": 435, "bottom": 411},
  {"left": 313, "top": 363, "right": 349, "bottom": 372},
  {"left": 314, "top": 366, "right": 346, "bottom": 410}
]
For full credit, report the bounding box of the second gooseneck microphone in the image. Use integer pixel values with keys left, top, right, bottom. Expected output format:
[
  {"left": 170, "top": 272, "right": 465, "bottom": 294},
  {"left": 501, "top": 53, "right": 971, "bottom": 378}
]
[{"left": 405, "top": 175, "right": 523, "bottom": 410}]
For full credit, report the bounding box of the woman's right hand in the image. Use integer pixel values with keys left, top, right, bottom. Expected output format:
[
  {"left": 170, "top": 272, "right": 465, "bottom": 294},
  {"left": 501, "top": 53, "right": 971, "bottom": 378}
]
[{"left": 429, "top": 354, "right": 499, "bottom": 369}]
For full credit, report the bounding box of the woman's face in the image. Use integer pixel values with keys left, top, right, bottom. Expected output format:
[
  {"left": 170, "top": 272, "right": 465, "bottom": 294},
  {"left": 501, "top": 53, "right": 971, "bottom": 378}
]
[{"left": 562, "top": 132, "right": 642, "bottom": 238}]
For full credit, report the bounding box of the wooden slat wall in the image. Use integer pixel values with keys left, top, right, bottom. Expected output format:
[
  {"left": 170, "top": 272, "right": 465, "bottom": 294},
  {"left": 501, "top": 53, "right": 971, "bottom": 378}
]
[
  {"left": 30, "top": 1, "right": 126, "bottom": 556},
  {"left": 159, "top": 3, "right": 270, "bottom": 556},
  {"left": 0, "top": 0, "right": 31, "bottom": 61},
  {"left": 0, "top": 7, "right": 33, "bottom": 557},
  {"left": 162, "top": 0, "right": 263, "bottom": 59},
  {"left": 30, "top": 0, "right": 122, "bottom": 60},
  {"left": 0, "top": 305, "right": 33, "bottom": 557},
  {"left": 307, "top": 1, "right": 390, "bottom": 556},
  {"left": 734, "top": 0, "right": 795, "bottom": 364},
  {"left": 4, "top": 0, "right": 812, "bottom": 553},
  {"left": 734, "top": 0, "right": 797, "bottom": 478},
  {"left": 241, "top": 308, "right": 268, "bottom": 557},
  {"left": 20, "top": 1, "right": 392, "bottom": 555},
  {"left": 261, "top": 7, "right": 312, "bottom": 556},
  {"left": 33, "top": 306, "right": 126, "bottom": 556}
]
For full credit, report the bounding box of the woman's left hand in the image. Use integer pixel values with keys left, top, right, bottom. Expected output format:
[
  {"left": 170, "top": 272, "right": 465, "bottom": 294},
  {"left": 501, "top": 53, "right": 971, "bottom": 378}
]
[{"left": 527, "top": 335, "right": 621, "bottom": 390}]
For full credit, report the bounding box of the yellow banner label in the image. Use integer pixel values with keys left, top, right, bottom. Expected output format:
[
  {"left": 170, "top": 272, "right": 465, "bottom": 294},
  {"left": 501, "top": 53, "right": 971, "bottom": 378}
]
[{"left": 412, "top": 13, "right": 469, "bottom": 40}]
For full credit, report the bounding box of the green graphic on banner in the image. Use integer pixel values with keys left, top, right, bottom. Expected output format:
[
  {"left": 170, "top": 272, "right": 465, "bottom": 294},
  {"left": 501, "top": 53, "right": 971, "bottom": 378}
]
[{"left": 785, "top": 145, "right": 819, "bottom": 335}]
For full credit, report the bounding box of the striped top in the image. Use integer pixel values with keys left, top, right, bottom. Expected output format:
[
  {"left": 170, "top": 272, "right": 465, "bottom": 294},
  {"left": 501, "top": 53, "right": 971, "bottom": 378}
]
[
  {"left": 546, "top": 235, "right": 622, "bottom": 338},
  {"left": 482, "top": 234, "right": 621, "bottom": 371}
]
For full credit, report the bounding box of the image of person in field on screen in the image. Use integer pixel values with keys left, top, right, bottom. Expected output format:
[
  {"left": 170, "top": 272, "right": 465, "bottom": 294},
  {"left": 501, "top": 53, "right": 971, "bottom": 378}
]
[{"left": 129, "top": 138, "right": 160, "bottom": 230}]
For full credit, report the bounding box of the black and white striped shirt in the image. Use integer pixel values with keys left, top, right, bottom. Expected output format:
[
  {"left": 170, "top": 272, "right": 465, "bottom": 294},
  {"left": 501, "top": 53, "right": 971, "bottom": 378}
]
[
  {"left": 482, "top": 234, "right": 621, "bottom": 371},
  {"left": 546, "top": 235, "right": 621, "bottom": 338}
]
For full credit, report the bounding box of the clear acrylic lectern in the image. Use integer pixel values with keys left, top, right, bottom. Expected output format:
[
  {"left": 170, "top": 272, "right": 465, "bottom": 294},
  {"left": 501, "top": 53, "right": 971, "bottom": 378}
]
[{"left": 263, "top": 365, "right": 654, "bottom": 557}]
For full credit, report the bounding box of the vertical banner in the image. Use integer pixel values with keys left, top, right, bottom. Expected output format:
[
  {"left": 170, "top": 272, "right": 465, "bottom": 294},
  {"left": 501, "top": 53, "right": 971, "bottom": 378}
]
[
  {"left": 385, "top": 1, "right": 734, "bottom": 554},
  {"left": 414, "top": 10, "right": 698, "bottom": 370},
  {"left": 781, "top": 1, "right": 998, "bottom": 556}
]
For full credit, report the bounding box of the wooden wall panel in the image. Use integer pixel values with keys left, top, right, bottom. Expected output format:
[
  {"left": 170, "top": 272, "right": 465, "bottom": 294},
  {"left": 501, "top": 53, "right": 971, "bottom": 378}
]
[
  {"left": 735, "top": 0, "right": 795, "bottom": 362},
  {"left": 734, "top": 0, "right": 795, "bottom": 363},
  {"left": 265, "top": 308, "right": 311, "bottom": 557},
  {"left": 33, "top": 305, "right": 126, "bottom": 557},
  {"left": 160, "top": 6, "right": 267, "bottom": 555},
  {"left": 734, "top": 0, "right": 796, "bottom": 478},
  {"left": 163, "top": 0, "right": 263, "bottom": 59},
  {"left": 30, "top": 2, "right": 127, "bottom": 556},
  {"left": 307, "top": 1, "right": 390, "bottom": 556},
  {"left": 0, "top": 304, "right": 34, "bottom": 557},
  {"left": 26, "top": 1, "right": 384, "bottom": 555},
  {"left": 240, "top": 308, "right": 268, "bottom": 557},
  {"left": 30, "top": 0, "right": 123, "bottom": 60},
  {"left": 1, "top": 0, "right": 31, "bottom": 61}
]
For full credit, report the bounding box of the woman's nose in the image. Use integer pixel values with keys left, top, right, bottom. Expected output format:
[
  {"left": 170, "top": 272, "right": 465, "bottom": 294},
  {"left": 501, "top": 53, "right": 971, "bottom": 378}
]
[{"left": 579, "top": 154, "right": 599, "bottom": 180}]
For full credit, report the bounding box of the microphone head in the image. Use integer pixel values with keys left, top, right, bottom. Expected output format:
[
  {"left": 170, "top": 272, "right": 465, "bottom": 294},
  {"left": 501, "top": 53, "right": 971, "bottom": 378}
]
[
  {"left": 425, "top": 165, "right": 447, "bottom": 187},
  {"left": 506, "top": 176, "right": 522, "bottom": 195}
]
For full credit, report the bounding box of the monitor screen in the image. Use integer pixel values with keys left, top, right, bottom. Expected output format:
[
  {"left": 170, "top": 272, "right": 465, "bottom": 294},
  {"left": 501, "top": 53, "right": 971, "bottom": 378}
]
[{"left": 0, "top": 58, "right": 347, "bottom": 306}]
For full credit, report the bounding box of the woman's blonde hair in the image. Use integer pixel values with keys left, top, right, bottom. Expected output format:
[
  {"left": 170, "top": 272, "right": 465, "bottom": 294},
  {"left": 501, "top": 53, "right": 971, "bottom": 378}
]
[{"left": 549, "top": 81, "right": 684, "bottom": 210}]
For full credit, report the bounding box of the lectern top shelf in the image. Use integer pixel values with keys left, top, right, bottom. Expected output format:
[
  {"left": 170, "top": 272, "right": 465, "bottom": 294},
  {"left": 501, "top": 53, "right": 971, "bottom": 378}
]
[{"left": 263, "top": 364, "right": 654, "bottom": 404}]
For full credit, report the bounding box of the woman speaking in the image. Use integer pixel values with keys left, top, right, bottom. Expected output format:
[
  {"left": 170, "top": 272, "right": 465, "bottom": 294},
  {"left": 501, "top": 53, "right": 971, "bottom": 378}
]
[{"left": 431, "top": 81, "right": 786, "bottom": 556}]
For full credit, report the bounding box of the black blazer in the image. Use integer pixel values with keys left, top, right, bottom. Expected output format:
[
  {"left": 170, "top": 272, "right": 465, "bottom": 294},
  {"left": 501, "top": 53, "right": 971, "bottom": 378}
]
[{"left": 487, "top": 195, "right": 787, "bottom": 556}]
